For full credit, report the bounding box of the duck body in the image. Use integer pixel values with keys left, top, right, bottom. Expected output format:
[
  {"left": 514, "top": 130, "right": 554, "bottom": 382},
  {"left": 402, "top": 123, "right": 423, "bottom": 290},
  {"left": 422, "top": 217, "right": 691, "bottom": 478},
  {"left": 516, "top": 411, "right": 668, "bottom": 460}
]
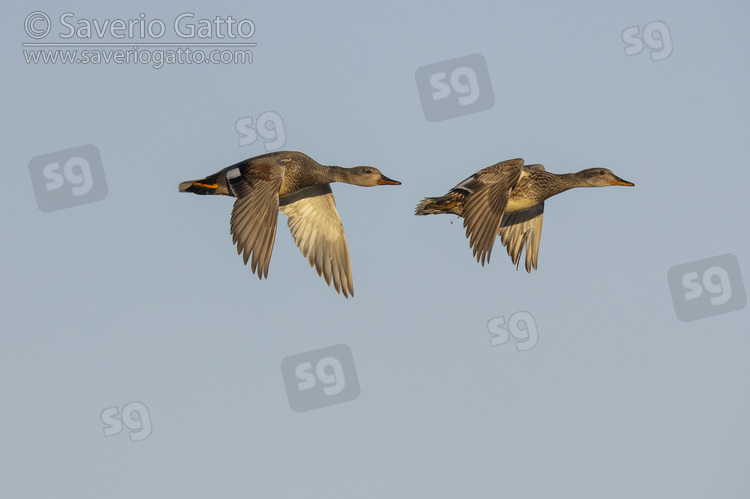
[
  {"left": 418, "top": 167, "right": 551, "bottom": 216},
  {"left": 179, "top": 151, "right": 387, "bottom": 198},
  {"left": 415, "top": 158, "right": 634, "bottom": 271},
  {"left": 179, "top": 151, "right": 400, "bottom": 297}
]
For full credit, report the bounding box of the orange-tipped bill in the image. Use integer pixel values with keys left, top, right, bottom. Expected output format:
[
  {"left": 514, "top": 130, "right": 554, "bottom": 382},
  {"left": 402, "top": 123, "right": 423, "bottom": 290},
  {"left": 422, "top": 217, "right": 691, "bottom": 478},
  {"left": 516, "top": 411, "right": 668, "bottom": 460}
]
[
  {"left": 377, "top": 175, "right": 401, "bottom": 185},
  {"left": 611, "top": 175, "right": 634, "bottom": 186}
]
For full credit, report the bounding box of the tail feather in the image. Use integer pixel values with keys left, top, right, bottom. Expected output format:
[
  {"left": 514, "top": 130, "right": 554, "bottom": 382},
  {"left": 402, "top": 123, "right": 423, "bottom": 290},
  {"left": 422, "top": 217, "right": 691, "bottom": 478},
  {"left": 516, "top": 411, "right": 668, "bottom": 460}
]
[
  {"left": 415, "top": 193, "right": 464, "bottom": 215},
  {"left": 178, "top": 171, "right": 226, "bottom": 195},
  {"left": 178, "top": 180, "right": 198, "bottom": 192},
  {"left": 415, "top": 197, "right": 442, "bottom": 215}
]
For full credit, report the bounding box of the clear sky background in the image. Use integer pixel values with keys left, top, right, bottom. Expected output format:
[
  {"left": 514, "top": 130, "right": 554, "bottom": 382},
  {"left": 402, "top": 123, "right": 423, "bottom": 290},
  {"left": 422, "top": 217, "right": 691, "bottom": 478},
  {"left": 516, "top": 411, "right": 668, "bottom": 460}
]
[{"left": 2, "top": 1, "right": 749, "bottom": 497}]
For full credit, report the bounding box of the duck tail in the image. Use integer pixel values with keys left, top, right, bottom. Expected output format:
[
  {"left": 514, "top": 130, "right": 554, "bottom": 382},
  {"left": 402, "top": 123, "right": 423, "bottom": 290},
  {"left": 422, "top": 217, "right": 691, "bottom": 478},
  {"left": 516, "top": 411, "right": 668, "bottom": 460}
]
[
  {"left": 415, "top": 193, "right": 463, "bottom": 215},
  {"left": 178, "top": 171, "right": 226, "bottom": 195}
]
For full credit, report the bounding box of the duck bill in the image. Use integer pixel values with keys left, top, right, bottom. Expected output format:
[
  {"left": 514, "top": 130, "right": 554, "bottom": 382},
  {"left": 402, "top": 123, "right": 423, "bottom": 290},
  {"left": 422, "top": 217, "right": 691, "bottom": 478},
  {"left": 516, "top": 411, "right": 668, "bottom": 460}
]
[
  {"left": 377, "top": 175, "right": 401, "bottom": 185},
  {"left": 611, "top": 175, "right": 634, "bottom": 186}
]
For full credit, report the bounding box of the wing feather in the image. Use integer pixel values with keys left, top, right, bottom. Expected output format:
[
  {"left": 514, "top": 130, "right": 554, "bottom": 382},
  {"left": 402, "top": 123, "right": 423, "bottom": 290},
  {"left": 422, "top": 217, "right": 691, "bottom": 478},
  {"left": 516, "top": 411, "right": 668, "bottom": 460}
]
[
  {"left": 280, "top": 185, "right": 354, "bottom": 298},
  {"left": 460, "top": 159, "right": 524, "bottom": 265},
  {"left": 227, "top": 158, "right": 285, "bottom": 279},
  {"left": 498, "top": 203, "right": 545, "bottom": 272}
]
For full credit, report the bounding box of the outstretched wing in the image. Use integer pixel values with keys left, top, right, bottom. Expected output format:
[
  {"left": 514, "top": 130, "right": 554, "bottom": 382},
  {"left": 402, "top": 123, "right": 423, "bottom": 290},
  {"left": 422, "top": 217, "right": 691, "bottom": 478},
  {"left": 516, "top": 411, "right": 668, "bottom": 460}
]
[
  {"left": 460, "top": 158, "right": 524, "bottom": 265},
  {"left": 227, "top": 156, "right": 286, "bottom": 279},
  {"left": 280, "top": 184, "right": 354, "bottom": 298},
  {"left": 498, "top": 202, "right": 544, "bottom": 272}
]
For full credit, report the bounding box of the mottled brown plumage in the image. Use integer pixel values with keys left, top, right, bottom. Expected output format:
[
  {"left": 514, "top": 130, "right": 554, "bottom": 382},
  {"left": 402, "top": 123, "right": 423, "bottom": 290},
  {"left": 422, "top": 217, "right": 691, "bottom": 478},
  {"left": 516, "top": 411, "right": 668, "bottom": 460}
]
[{"left": 415, "top": 158, "right": 634, "bottom": 271}]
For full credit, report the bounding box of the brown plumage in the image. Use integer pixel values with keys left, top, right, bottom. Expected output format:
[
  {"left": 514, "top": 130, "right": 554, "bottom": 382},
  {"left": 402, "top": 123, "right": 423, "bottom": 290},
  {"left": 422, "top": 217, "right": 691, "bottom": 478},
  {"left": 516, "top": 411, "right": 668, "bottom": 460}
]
[
  {"left": 179, "top": 151, "right": 400, "bottom": 297},
  {"left": 415, "top": 158, "right": 634, "bottom": 271}
]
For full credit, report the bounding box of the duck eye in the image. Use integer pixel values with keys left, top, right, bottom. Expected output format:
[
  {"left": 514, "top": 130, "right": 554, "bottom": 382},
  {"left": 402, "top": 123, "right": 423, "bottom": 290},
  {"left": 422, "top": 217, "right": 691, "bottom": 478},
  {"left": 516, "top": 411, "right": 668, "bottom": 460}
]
[{"left": 364, "top": 169, "right": 372, "bottom": 174}]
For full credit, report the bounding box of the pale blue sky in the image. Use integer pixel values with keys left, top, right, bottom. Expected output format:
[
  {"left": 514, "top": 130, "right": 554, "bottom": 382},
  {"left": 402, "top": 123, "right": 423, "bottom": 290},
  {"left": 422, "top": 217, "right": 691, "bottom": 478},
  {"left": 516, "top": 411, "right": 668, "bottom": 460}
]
[{"left": 2, "top": 1, "right": 749, "bottom": 497}]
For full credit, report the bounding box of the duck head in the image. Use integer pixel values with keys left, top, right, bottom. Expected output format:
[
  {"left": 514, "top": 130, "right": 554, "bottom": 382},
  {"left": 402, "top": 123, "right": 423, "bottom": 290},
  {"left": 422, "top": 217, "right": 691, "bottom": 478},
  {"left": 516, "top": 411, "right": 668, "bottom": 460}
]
[
  {"left": 346, "top": 166, "right": 401, "bottom": 187},
  {"left": 576, "top": 168, "right": 634, "bottom": 187}
]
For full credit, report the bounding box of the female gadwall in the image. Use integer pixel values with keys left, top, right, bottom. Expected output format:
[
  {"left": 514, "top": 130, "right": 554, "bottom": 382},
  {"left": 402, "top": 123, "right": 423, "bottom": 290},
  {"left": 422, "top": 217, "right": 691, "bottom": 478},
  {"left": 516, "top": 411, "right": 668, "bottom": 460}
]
[
  {"left": 180, "top": 151, "right": 400, "bottom": 297},
  {"left": 415, "top": 158, "right": 633, "bottom": 271}
]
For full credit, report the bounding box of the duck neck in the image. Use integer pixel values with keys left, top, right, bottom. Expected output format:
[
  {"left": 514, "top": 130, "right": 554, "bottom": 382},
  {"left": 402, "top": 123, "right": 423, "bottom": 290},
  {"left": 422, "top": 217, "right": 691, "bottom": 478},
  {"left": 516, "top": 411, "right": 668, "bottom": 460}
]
[
  {"left": 541, "top": 172, "right": 589, "bottom": 198},
  {"left": 514, "top": 170, "right": 578, "bottom": 201},
  {"left": 327, "top": 166, "right": 350, "bottom": 183}
]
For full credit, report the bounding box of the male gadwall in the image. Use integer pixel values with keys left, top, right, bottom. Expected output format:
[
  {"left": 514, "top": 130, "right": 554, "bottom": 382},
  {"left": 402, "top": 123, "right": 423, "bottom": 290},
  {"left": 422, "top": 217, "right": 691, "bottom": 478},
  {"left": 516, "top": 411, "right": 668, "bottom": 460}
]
[
  {"left": 180, "top": 151, "right": 400, "bottom": 297},
  {"left": 415, "top": 158, "right": 634, "bottom": 271}
]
